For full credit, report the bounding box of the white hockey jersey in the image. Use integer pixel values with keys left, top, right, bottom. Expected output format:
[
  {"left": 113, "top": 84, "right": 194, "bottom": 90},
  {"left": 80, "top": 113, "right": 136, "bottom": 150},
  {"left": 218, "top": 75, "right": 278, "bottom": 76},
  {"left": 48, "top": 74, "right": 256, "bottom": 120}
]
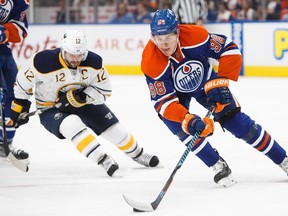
[{"left": 14, "top": 48, "right": 112, "bottom": 109}]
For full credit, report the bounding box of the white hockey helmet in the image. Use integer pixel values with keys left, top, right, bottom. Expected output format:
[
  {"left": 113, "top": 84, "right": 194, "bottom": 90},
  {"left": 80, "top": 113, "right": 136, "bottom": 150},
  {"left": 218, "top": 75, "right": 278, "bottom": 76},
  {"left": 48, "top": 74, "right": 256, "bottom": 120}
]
[{"left": 61, "top": 29, "right": 88, "bottom": 61}]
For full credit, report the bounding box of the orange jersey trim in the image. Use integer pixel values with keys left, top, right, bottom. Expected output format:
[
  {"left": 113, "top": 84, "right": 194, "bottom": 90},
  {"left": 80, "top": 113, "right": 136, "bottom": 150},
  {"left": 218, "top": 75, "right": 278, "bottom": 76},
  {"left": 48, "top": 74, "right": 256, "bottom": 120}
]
[
  {"left": 3, "top": 23, "right": 27, "bottom": 43},
  {"left": 178, "top": 24, "right": 209, "bottom": 47},
  {"left": 162, "top": 101, "right": 188, "bottom": 123},
  {"left": 141, "top": 40, "right": 169, "bottom": 78},
  {"left": 218, "top": 55, "right": 242, "bottom": 81}
]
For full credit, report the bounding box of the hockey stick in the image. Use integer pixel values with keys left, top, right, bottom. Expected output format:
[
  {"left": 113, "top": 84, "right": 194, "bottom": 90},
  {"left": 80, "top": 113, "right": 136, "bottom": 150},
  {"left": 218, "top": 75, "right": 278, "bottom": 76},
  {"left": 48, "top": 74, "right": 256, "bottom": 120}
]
[
  {"left": 0, "top": 73, "right": 29, "bottom": 172},
  {"left": 19, "top": 105, "right": 57, "bottom": 119},
  {"left": 123, "top": 105, "right": 215, "bottom": 212},
  {"left": 20, "top": 96, "right": 92, "bottom": 119}
]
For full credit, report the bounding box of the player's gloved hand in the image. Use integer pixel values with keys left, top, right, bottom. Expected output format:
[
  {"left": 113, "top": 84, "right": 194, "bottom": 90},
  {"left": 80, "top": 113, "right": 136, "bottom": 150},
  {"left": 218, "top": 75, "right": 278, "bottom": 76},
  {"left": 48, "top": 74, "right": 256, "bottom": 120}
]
[
  {"left": 181, "top": 113, "right": 214, "bottom": 138},
  {"left": 204, "top": 77, "right": 232, "bottom": 112},
  {"left": 204, "top": 77, "right": 232, "bottom": 104},
  {"left": 56, "top": 89, "right": 87, "bottom": 113},
  {"left": 83, "top": 86, "right": 106, "bottom": 105},
  {"left": 0, "top": 25, "right": 8, "bottom": 43},
  {"left": 9, "top": 99, "right": 31, "bottom": 128}
]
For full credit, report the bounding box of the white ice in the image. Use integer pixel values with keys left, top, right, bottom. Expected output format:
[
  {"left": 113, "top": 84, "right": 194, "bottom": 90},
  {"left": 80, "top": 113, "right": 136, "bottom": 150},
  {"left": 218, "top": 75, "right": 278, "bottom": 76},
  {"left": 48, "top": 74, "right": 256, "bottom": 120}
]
[{"left": 1, "top": 76, "right": 288, "bottom": 216}]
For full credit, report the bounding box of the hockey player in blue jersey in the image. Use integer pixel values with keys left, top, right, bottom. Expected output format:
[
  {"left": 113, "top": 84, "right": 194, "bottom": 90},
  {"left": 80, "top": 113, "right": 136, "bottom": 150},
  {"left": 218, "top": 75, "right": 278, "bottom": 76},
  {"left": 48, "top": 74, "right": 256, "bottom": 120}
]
[
  {"left": 140, "top": 9, "right": 288, "bottom": 187},
  {"left": 7, "top": 29, "right": 160, "bottom": 177},
  {"left": 0, "top": 0, "right": 30, "bottom": 161}
]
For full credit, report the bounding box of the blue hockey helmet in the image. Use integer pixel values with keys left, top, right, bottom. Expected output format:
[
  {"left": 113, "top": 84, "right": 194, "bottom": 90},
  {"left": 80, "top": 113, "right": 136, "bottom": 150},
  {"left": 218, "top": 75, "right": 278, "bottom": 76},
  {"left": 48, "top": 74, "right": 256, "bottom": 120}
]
[{"left": 150, "top": 9, "right": 178, "bottom": 36}]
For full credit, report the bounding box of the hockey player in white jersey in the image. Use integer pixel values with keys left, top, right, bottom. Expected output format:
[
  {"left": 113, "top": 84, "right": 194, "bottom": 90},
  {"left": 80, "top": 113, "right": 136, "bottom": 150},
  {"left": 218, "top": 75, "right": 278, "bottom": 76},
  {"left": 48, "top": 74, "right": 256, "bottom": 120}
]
[{"left": 8, "top": 29, "right": 160, "bottom": 177}]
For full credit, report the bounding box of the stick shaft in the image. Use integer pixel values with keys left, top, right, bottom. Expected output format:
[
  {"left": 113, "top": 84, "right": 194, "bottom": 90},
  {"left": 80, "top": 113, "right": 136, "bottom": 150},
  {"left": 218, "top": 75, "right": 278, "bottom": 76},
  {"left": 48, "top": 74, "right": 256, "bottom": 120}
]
[{"left": 123, "top": 105, "right": 215, "bottom": 212}]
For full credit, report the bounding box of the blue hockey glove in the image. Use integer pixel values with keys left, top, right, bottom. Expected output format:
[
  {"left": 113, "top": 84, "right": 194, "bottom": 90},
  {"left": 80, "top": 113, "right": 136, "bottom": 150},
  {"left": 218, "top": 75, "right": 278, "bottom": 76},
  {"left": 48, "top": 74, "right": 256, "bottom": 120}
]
[
  {"left": 181, "top": 113, "right": 214, "bottom": 138},
  {"left": 9, "top": 99, "right": 31, "bottom": 128},
  {"left": 0, "top": 25, "right": 8, "bottom": 43},
  {"left": 204, "top": 77, "right": 232, "bottom": 112},
  {"left": 56, "top": 89, "right": 87, "bottom": 113}
]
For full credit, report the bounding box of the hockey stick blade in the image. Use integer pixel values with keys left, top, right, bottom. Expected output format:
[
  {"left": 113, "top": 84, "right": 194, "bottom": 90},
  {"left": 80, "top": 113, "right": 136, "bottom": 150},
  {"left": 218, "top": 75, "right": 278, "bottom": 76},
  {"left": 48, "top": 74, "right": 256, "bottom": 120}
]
[
  {"left": 122, "top": 105, "right": 215, "bottom": 212},
  {"left": 123, "top": 194, "right": 154, "bottom": 212},
  {"left": 5, "top": 105, "right": 56, "bottom": 172},
  {"left": 7, "top": 152, "right": 29, "bottom": 172},
  {"left": 0, "top": 70, "right": 29, "bottom": 172}
]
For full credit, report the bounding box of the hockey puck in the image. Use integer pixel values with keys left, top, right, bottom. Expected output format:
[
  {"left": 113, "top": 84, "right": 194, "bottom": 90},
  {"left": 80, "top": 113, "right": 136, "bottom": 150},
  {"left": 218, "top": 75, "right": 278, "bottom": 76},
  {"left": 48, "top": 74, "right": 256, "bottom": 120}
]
[{"left": 133, "top": 208, "right": 144, "bottom": 212}]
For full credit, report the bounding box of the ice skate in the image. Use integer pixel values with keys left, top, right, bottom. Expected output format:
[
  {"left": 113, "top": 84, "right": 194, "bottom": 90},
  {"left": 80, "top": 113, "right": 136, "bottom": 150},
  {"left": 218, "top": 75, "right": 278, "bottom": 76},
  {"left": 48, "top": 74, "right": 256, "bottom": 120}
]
[
  {"left": 0, "top": 144, "right": 29, "bottom": 160},
  {"left": 212, "top": 156, "right": 237, "bottom": 188},
  {"left": 98, "top": 154, "right": 120, "bottom": 177},
  {"left": 0, "top": 145, "right": 8, "bottom": 163},
  {"left": 133, "top": 148, "right": 159, "bottom": 167},
  {"left": 279, "top": 156, "right": 288, "bottom": 175}
]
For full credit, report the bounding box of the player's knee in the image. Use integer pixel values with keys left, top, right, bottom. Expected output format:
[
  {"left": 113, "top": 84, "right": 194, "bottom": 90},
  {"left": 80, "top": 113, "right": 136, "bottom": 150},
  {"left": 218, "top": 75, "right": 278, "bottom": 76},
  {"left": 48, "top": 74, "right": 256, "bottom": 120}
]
[
  {"left": 59, "top": 114, "right": 86, "bottom": 140},
  {"left": 241, "top": 123, "right": 259, "bottom": 143},
  {"left": 215, "top": 107, "right": 241, "bottom": 127},
  {"left": 101, "top": 122, "right": 128, "bottom": 145},
  {"left": 59, "top": 115, "right": 103, "bottom": 160}
]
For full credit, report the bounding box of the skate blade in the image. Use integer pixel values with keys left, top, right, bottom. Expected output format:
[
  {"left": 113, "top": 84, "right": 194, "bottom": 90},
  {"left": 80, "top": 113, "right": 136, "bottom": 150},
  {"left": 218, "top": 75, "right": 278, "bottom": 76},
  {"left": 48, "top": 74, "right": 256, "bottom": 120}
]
[
  {"left": 218, "top": 174, "right": 237, "bottom": 188},
  {"left": 0, "top": 157, "right": 10, "bottom": 164},
  {"left": 153, "top": 162, "right": 164, "bottom": 169},
  {"left": 111, "top": 170, "right": 123, "bottom": 178}
]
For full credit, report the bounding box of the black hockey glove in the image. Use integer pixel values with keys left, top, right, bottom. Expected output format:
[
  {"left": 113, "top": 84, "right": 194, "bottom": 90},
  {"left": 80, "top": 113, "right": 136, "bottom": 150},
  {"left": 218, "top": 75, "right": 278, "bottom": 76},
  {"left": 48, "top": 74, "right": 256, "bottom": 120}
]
[
  {"left": 9, "top": 99, "right": 31, "bottom": 128},
  {"left": 204, "top": 77, "right": 232, "bottom": 112},
  {"left": 56, "top": 89, "right": 87, "bottom": 113}
]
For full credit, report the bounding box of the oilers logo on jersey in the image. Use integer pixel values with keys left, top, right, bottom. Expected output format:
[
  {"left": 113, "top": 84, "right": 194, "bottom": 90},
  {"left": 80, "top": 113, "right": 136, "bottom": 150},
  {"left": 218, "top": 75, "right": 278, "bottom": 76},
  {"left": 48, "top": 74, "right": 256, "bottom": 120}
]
[
  {"left": 0, "top": 0, "right": 14, "bottom": 23},
  {"left": 173, "top": 60, "right": 204, "bottom": 93}
]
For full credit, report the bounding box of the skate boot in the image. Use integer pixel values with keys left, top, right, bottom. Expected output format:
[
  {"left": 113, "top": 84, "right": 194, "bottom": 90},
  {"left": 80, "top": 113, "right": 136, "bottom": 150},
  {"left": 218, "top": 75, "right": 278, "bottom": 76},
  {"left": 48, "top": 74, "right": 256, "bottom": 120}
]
[
  {"left": 0, "top": 145, "right": 6, "bottom": 158},
  {"left": 0, "top": 145, "right": 29, "bottom": 159},
  {"left": 0, "top": 145, "right": 7, "bottom": 162},
  {"left": 212, "top": 156, "right": 237, "bottom": 188},
  {"left": 279, "top": 156, "right": 288, "bottom": 175},
  {"left": 98, "top": 154, "right": 120, "bottom": 177},
  {"left": 133, "top": 148, "right": 159, "bottom": 167},
  {"left": 10, "top": 147, "right": 29, "bottom": 160}
]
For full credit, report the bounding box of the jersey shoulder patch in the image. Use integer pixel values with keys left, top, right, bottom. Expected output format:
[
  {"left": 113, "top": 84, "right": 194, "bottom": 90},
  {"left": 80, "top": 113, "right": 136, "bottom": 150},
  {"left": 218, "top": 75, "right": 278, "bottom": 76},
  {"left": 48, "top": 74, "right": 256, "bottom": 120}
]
[
  {"left": 141, "top": 40, "right": 169, "bottom": 79},
  {"left": 80, "top": 51, "right": 102, "bottom": 69},
  {"left": 33, "top": 48, "right": 63, "bottom": 73},
  {"left": 178, "top": 25, "right": 209, "bottom": 47}
]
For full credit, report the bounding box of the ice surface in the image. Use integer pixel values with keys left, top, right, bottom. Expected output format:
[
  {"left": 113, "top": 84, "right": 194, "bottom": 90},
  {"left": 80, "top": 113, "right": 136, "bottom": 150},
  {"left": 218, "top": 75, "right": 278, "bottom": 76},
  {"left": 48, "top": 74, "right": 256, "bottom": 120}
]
[{"left": 1, "top": 76, "right": 288, "bottom": 216}]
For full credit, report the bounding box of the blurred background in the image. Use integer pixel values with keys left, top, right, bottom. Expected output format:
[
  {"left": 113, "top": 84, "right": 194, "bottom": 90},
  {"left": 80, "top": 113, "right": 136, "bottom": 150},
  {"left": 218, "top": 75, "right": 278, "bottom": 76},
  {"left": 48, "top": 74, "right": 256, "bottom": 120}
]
[
  {"left": 14, "top": 0, "right": 288, "bottom": 77},
  {"left": 2, "top": 4, "right": 288, "bottom": 214},
  {"left": 29, "top": 0, "right": 288, "bottom": 24}
]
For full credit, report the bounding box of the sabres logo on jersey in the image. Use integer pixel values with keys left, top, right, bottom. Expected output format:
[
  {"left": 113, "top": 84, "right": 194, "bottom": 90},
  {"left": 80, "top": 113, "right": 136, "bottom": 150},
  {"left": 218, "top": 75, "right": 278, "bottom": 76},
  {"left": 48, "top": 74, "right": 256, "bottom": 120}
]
[
  {"left": 173, "top": 60, "right": 204, "bottom": 93},
  {"left": 0, "top": 0, "right": 13, "bottom": 23}
]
